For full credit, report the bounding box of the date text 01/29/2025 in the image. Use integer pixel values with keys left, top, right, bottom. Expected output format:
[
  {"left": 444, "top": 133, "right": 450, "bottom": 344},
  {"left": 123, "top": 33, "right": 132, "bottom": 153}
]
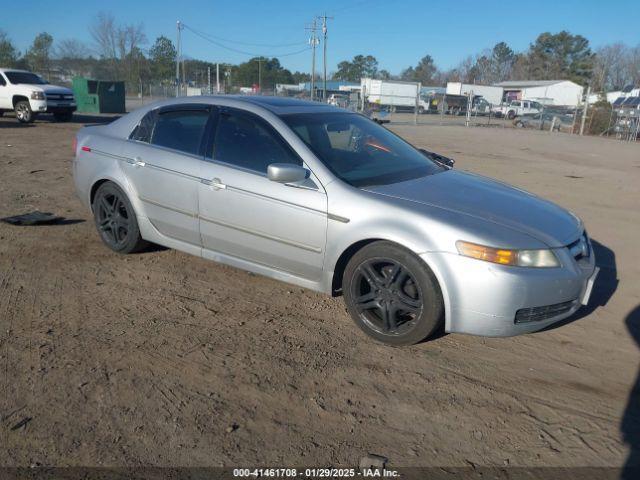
[{"left": 232, "top": 468, "right": 399, "bottom": 477}]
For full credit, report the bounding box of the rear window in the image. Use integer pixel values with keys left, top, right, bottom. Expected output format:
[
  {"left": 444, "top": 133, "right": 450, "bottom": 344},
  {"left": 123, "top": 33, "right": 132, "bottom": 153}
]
[
  {"left": 150, "top": 110, "right": 209, "bottom": 156},
  {"left": 130, "top": 110, "right": 156, "bottom": 143}
]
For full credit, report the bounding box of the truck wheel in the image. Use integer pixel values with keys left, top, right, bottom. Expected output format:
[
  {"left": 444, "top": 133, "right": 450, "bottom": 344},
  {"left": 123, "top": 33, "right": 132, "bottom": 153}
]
[
  {"left": 15, "top": 101, "right": 35, "bottom": 123},
  {"left": 418, "top": 106, "right": 425, "bottom": 114},
  {"left": 507, "top": 110, "right": 516, "bottom": 120}
]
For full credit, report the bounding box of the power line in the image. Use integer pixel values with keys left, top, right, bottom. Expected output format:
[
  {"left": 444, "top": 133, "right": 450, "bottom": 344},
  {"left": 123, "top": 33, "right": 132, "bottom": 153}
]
[
  {"left": 181, "top": 29, "right": 307, "bottom": 48},
  {"left": 182, "top": 24, "right": 310, "bottom": 58}
]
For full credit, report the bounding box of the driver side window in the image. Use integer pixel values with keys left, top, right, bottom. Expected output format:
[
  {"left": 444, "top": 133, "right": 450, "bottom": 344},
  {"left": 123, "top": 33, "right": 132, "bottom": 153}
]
[{"left": 210, "top": 109, "right": 302, "bottom": 174}]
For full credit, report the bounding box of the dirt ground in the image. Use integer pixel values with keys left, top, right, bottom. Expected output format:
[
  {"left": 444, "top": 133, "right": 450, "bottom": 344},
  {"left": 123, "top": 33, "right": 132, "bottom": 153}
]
[{"left": 1, "top": 112, "right": 639, "bottom": 471}]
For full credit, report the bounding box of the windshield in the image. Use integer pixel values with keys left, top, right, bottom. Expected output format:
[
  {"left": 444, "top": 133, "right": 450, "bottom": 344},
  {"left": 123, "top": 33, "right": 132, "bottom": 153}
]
[
  {"left": 282, "top": 112, "right": 443, "bottom": 187},
  {"left": 5, "top": 71, "right": 47, "bottom": 85}
]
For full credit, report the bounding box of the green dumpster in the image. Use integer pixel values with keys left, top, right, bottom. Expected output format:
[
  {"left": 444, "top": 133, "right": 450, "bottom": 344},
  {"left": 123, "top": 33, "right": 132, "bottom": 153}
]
[{"left": 72, "top": 77, "right": 126, "bottom": 114}]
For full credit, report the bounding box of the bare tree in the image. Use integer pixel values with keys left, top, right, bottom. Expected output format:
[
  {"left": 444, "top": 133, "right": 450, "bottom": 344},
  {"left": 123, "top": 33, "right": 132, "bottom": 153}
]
[
  {"left": 89, "top": 12, "right": 147, "bottom": 82},
  {"left": 55, "top": 39, "right": 91, "bottom": 77},
  {"left": 593, "top": 43, "right": 627, "bottom": 91},
  {"left": 90, "top": 12, "right": 118, "bottom": 60}
]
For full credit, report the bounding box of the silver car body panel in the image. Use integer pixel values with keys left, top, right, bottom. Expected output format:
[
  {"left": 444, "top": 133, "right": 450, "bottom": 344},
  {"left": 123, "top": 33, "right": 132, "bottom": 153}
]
[{"left": 73, "top": 95, "right": 597, "bottom": 337}]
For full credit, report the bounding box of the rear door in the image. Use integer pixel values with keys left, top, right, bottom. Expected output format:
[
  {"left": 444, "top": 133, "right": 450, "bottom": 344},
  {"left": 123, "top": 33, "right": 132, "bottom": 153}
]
[
  {"left": 197, "top": 107, "right": 327, "bottom": 281},
  {"left": 124, "top": 104, "right": 211, "bottom": 246}
]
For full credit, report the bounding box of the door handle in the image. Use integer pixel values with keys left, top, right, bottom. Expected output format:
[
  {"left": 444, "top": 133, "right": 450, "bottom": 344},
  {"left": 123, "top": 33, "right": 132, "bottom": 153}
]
[
  {"left": 202, "top": 177, "right": 226, "bottom": 190},
  {"left": 132, "top": 156, "right": 146, "bottom": 167}
]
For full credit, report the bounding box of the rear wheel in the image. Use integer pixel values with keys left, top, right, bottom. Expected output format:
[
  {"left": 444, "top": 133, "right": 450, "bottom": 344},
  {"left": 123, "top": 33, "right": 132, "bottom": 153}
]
[
  {"left": 92, "top": 182, "right": 148, "bottom": 254},
  {"left": 15, "top": 101, "right": 35, "bottom": 123},
  {"left": 343, "top": 241, "right": 444, "bottom": 346},
  {"left": 507, "top": 110, "right": 516, "bottom": 120}
]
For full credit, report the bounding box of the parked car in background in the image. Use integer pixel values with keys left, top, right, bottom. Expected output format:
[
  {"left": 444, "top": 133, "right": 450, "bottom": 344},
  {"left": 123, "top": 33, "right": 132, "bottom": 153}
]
[
  {"left": 0, "top": 68, "right": 76, "bottom": 123},
  {"left": 514, "top": 112, "right": 574, "bottom": 132},
  {"left": 73, "top": 96, "right": 598, "bottom": 346},
  {"left": 493, "top": 99, "right": 543, "bottom": 119}
]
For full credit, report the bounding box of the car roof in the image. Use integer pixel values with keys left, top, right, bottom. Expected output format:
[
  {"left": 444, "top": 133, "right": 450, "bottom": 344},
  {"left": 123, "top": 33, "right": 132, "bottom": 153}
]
[
  {"left": 217, "top": 95, "right": 348, "bottom": 115},
  {"left": 103, "top": 95, "right": 354, "bottom": 141},
  {"left": 146, "top": 95, "right": 350, "bottom": 116}
]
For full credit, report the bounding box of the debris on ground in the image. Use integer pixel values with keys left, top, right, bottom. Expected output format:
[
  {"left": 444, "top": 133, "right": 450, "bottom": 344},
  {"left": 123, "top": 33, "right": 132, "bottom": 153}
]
[
  {"left": 10, "top": 417, "right": 32, "bottom": 431},
  {"left": 1, "top": 211, "right": 64, "bottom": 226},
  {"left": 359, "top": 454, "right": 388, "bottom": 472}
]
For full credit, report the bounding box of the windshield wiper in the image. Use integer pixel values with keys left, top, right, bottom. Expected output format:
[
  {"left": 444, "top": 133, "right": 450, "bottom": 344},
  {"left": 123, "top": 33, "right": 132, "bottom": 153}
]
[{"left": 419, "top": 149, "right": 455, "bottom": 169}]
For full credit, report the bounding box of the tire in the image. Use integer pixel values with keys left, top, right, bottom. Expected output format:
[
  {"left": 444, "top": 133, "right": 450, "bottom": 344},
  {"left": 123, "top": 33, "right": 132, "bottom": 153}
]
[
  {"left": 418, "top": 106, "right": 425, "bottom": 114},
  {"left": 15, "top": 101, "right": 35, "bottom": 123},
  {"left": 515, "top": 121, "right": 524, "bottom": 128},
  {"left": 92, "top": 182, "right": 148, "bottom": 254},
  {"left": 343, "top": 241, "right": 444, "bottom": 346},
  {"left": 53, "top": 111, "right": 73, "bottom": 122},
  {"left": 507, "top": 110, "right": 516, "bottom": 120}
]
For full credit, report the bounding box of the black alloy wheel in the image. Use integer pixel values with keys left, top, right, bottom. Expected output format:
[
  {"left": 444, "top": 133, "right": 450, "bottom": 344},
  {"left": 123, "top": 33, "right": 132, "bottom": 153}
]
[
  {"left": 343, "top": 241, "right": 444, "bottom": 346},
  {"left": 351, "top": 258, "right": 422, "bottom": 336},
  {"left": 92, "top": 182, "right": 147, "bottom": 254}
]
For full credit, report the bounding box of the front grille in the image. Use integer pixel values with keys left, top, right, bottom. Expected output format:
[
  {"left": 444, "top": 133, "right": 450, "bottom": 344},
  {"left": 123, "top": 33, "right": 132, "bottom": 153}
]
[
  {"left": 515, "top": 300, "right": 576, "bottom": 324},
  {"left": 46, "top": 94, "right": 74, "bottom": 101}
]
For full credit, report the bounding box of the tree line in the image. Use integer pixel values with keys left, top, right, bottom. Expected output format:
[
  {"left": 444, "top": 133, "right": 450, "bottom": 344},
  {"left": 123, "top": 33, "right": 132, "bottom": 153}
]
[
  {"left": 334, "top": 32, "right": 640, "bottom": 92},
  {"left": 1, "top": 17, "right": 638, "bottom": 95},
  {"left": 0, "top": 12, "right": 310, "bottom": 93}
]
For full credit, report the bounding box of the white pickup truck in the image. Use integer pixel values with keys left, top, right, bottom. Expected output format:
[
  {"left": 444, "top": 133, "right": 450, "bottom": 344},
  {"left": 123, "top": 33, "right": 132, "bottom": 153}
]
[
  {"left": 0, "top": 68, "right": 76, "bottom": 123},
  {"left": 492, "top": 99, "right": 543, "bottom": 119}
]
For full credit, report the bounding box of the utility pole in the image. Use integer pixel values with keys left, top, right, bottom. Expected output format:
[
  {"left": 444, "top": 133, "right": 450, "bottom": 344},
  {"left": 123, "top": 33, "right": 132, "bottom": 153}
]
[
  {"left": 318, "top": 13, "right": 333, "bottom": 102},
  {"left": 175, "top": 20, "right": 182, "bottom": 97},
  {"left": 579, "top": 85, "right": 591, "bottom": 136},
  {"left": 216, "top": 63, "right": 220, "bottom": 93},
  {"left": 258, "top": 57, "right": 262, "bottom": 94},
  {"left": 306, "top": 20, "right": 319, "bottom": 100},
  {"left": 207, "top": 66, "right": 211, "bottom": 94}
]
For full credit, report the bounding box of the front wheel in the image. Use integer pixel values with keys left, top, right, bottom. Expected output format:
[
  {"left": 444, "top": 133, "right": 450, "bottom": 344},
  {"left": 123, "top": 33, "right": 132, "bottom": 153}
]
[
  {"left": 507, "top": 110, "right": 516, "bottom": 120},
  {"left": 92, "top": 182, "right": 148, "bottom": 254},
  {"left": 343, "top": 241, "right": 444, "bottom": 346},
  {"left": 15, "top": 101, "right": 35, "bottom": 123}
]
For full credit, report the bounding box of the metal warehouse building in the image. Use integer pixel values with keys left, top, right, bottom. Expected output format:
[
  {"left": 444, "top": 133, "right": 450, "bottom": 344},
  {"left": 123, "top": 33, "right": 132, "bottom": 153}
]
[{"left": 494, "top": 80, "right": 584, "bottom": 107}]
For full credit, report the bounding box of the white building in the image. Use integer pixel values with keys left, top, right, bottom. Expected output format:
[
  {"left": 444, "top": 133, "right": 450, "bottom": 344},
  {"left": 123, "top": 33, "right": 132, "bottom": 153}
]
[
  {"left": 446, "top": 82, "right": 503, "bottom": 105},
  {"left": 493, "top": 80, "right": 584, "bottom": 107}
]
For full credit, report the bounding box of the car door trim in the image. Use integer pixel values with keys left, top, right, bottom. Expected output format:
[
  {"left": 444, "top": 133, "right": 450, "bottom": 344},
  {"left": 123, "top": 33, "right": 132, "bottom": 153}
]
[
  {"left": 139, "top": 195, "right": 198, "bottom": 218},
  {"left": 94, "top": 148, "right": 347, "bottom": 223},
  {"left": 199, "top": 214, "right": 322, "bottom": 253}
]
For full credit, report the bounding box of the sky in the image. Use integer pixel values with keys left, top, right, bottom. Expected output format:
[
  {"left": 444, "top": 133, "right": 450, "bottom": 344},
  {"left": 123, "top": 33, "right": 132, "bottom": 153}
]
[{"left": 2, "top": 0, "right": 640, "bottom": 76}]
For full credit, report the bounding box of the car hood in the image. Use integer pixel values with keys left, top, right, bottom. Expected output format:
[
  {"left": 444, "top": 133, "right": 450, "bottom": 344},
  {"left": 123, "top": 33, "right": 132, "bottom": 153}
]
[
  {"left": 363, "top": 170, "right": 582, "bottom": 248},
  {"left": 34, "top": 84, "right": 73, "bottom": 95}
]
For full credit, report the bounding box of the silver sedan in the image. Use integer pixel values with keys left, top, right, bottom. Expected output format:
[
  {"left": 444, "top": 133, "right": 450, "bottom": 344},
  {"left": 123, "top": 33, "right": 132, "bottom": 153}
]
[{"left": 72, "top": 96, "right": 598, "bottom": 346}]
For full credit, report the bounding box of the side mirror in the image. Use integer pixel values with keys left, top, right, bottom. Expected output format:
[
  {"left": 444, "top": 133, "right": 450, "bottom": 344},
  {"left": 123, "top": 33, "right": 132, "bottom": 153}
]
[
  {"left": 420, "top": 148, "right": 455, "bottom": 169},
  {"left": 267, "top": 163, "right": 309, "bottom": 184}
]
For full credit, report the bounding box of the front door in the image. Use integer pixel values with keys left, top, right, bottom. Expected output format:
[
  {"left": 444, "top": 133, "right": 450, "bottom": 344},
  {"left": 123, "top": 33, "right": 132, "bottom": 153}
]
[
  {"left": 124, "top": 105, "right": 211, "bottom": 246},
  {"left": 0, "top": 73, "right": 10, "bottom": 109},
  {"left": 198, "top": 108, "right": 327, "bottom": 281}
]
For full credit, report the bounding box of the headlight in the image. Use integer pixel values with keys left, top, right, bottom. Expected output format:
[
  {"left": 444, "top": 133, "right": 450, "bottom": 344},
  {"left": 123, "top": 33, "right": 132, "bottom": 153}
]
[
  {"left": 456, "top": 240, "right": 560, "bottom": 268},
  {"left": 31, "top": 91, "right": 45, "bottom": 100}
]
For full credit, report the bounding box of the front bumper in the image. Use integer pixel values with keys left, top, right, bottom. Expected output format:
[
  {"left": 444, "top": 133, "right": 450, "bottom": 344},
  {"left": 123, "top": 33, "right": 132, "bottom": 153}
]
[
  {"left": 421, "top": 241, "right": 597, "bottom": 337},
  {"left": 31, "top": 99, "right": 76, "bottom": 113}
]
